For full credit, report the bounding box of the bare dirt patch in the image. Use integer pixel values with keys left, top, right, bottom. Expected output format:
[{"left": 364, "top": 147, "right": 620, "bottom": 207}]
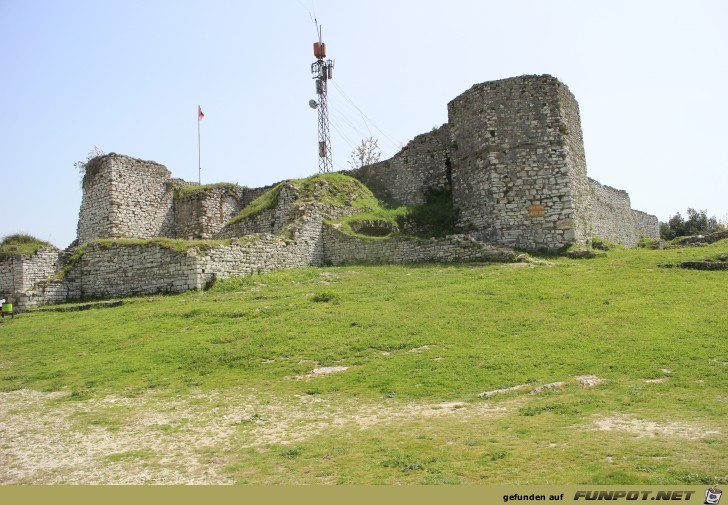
[
  {"left": 0, "top": 388, "right": 505, "bottom": 484},
  {"left": 295, "top": 365, "right": 350, "bottom": 379},
  {"left": 591, "top": 415, "right": 721, "bottom": 440},
  {"left": 408, "top": 345, "right": 438, "bottom": 353}
]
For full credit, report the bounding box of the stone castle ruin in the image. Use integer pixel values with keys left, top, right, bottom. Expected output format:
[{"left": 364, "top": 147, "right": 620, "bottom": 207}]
[{"left": 1, "top": 75, "right": 659, "bottom": 311}]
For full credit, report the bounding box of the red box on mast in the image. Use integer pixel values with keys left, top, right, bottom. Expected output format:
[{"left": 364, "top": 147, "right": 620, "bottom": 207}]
[{"left": 313, "top": 42, "right": 326, "bottom": 59}]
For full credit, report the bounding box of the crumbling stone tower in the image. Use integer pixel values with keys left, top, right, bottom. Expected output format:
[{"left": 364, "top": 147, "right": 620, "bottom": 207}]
[
  {"left": 76, "top": 154, "right": 176, "bottom": 243},
  {"left": 448, "top": 75, "right": 592, "bottom": 250}
]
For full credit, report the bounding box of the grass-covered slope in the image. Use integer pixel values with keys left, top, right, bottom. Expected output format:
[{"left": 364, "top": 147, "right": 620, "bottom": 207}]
[
  {"left": 336, "top": 187, "right": 458, "bottom": 239},
  {"left": 226, "top": 172, "right": 457, "bottom": 240},
  {"left": 228, "top": 173, "right": 382, "bottom": 226},
  {"left": 0, "top": 234, "right": 55, "bottom": 259},
  {"left": 0, "top": 241, "right": 726, "bottom": 484}
]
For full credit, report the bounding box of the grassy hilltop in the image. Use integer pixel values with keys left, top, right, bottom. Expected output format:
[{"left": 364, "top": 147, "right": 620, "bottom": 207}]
[{"left": 0, "top": 240, "right": 726, "bottom": 484}]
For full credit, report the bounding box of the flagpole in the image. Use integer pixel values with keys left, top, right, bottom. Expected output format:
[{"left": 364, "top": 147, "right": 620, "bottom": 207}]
[{"left": 197, "top": 107, "right": 201, "bottom": 185}]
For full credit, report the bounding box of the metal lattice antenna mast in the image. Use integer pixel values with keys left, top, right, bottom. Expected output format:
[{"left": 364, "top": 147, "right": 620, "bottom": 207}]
[{"left": 310, "top": 22, "right": 334, "bottom": 173}]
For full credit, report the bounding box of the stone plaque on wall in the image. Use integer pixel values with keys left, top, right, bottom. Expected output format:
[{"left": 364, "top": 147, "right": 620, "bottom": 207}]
[{"left": 528, "top": 204, "right": 545, "bottom": 217}]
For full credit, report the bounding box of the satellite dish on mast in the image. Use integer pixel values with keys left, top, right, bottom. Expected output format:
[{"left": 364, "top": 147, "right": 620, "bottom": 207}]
[{"left": 309, "top": 99, "right": 319, "bottom": 109}]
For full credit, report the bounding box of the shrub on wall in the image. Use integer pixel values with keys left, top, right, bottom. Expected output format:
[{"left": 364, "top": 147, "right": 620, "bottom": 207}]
[{"left": 74, "top": 146, "right": 106, "bottom": 188}]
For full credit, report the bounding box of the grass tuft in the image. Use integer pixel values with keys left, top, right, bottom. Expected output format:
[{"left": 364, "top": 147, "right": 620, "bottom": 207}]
[{"left": 0, "top": 234, "right": 55, "bottom": 259}]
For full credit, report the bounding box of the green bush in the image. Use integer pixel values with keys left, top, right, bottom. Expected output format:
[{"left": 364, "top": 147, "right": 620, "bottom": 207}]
[
  {"left": 406, "top": 188, "right": 457, "bottom": 238},
  {"left": 660, "top": 208, "right": 721, "bottom": 240}
]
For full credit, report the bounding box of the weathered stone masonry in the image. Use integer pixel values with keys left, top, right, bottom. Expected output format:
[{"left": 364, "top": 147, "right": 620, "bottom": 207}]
[
  {"left": 76, "top": 155, "right": 176, "bottom": 243},
  {"left": 448, "top": 75, "right": 592, "bottom": 251},
  {"left": 323, "top": 227, "right": 515, "bottom": 266},
  {"left": 2, "top": 74, "right": 660, "bottom": 311},
  {"left": 0, "top": 247, "right": 61, "bottom": 303},
  {"left": 174, "top": 184, "right": 248, "bottom": 240},
  {"left": 588, "top": 179, "right": 660, "bottom": 247},
  {"left": 344, "top": 75, "right": 657, "bottom": 250},
  {"left": 343, "top": 125, "right": 451, "bottom": 206}
]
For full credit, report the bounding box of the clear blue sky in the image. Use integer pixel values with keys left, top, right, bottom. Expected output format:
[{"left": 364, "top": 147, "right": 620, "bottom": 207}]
[{"left": 1, "top": 0, "right": 726, "bottom": 248}]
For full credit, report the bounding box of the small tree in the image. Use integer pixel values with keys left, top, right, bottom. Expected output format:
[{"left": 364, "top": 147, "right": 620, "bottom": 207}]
[{"left": 347, "top": 137, "right": 381, "bottom": 169}]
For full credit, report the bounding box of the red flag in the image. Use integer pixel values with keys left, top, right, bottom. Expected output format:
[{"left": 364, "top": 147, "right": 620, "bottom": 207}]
[{"left": 198, "top": 106, "right": 204, "bottom": 120}]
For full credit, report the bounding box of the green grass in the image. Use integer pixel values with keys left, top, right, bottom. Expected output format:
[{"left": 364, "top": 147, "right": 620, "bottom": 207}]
[
  {"left": 92, "top": 237, "right": 235, "bottom": 253},
  {"left": 228, "top": 173, "right": 381, "bottom": 225},
  {"left": 225, "top": 172, "right": 456, "bottom": 240},
  {"left": 0, "top": 233, "right": 55, "bottom": 258},
  {"left": 333, "top": 188, "right": 457, "bottom": 240},
  {"left": 295, "top": 172, "right": 380, "bottom": 210},
  {"left": 335, "top": 208, "right": 409, "bottom": 239},
  {"left": 175, "top": 182, "right": 245, "bottom": 199},
  {"left": 1, "top": 240, "right": 727, "bottom": 483},
  {"left": 52, "top": 243, "right": 87, "bottom": 280},
  {"left": 105, "top": 448, "right": 155, "bottom": 462},
  {"left": 228, "top": 183, "right": 284, "bottom": 224}
]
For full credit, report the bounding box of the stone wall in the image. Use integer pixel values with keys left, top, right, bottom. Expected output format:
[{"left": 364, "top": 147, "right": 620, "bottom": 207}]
[
  {"left": 587, "top": 179, "right": 662, "bottom": 246},
  {"left": 218, "top": 185, "right": 301, "bottom": 238},
  {"left": 76, "top": 158, "right": 115, "bottom": 244},
  {"left": 208, "top": 201, "right": 345, "bottom": 275},
  {"left": 342, "top": 125, "right": 451, "bottom": 205},
  {"left": 323, "top": 225, "right": 515, "bottom": 265},
  {"left": 448, "top": 75, "right": 590, "bottom": 251},
  {"left": 631, "top": 209, "right": 660, "bottom": 241},
  {"left": 18, "top": 248, "right": 61, "bottom": 290},
  {"left": 218, "top": 183, "right": 360, "bottom": 243},
  {"left": 588, "top": 179, "right": 635, "bottom": 245},
  {"left": 201, "top": 216, "right": 327, "bottom": 281},
  {"left": 12, "top": 277, "right": 82, "bottom": 311},
  {"left": 0, "top": 258, "right": 13, "bottom": 300},
  {"left": 75, "top": 154, "right": 280, "bottom": 244},
  {"left": 13, "top": 208, "right": 517, "bottom": 311},
  {"left": 14, "top": 200, "right": 361, "bottom": 310},
  {"left": 675, "top": 230, "right": 728, "bottom": 246},
  {"left": 174, "top": 184, "right": 248, "bottom": 240},
  {"left": 557, "top": 82, "right": 593, "bottom": 244},
  {"left": 14, "top": 242, "right": 208, "bottom": 310},
  {"left": 78, "top": 242, "right": 200, "bottom": 298},
  {"left": 0, "top": 247, "right": 61, "bottom": 305},
  {"left": 77, "top": 154, "right": 175, "bottom": 242},
  {"left": 12, "top": 242, "right": 195, "bottom": 311},
  {"left": 73, "top": 77, "right": 658, "bottom": 254}
]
